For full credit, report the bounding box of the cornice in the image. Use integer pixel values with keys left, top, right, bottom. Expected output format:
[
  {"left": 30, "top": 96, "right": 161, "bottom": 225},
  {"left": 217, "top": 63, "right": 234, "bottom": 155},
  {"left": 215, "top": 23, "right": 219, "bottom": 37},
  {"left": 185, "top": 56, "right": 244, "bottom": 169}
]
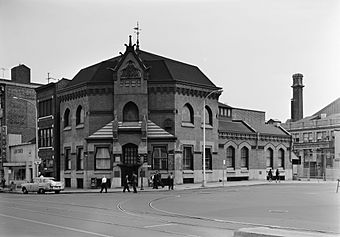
[
  {"left": 148, "top": 85, "right": 220, "bottom": 99},
  {"left": 58, "top": 87, "right": 114, "bottom": 102}
]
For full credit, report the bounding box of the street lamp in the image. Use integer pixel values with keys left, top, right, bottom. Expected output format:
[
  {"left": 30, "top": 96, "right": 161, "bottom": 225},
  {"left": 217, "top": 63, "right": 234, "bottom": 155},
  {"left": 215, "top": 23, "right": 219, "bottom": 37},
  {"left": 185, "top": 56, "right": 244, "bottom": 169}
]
[
  {"left": 13, "top": 96, "right": 39, "bottom": 178},
  {"left": 202, "top": 89, "right": 222, "bottom": 187}
]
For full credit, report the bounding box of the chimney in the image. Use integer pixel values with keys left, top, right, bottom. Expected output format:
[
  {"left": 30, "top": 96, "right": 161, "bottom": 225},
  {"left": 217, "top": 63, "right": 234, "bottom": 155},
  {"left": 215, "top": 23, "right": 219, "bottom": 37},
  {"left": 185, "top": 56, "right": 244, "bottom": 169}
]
[
  {"left": 291, "top": 73, "right": 304, "bottom": 122},
  {"left": 11, "top": 64, "right": 31, "bottom": 84}
]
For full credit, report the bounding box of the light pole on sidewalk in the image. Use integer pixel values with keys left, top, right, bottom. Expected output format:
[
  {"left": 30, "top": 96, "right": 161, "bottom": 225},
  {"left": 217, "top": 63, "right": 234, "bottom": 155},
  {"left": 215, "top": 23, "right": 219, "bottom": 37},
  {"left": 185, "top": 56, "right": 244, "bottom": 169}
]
[
  {"left": 13, "top": 96, "right": 40, "bottom": 177},
  {"left": 202, "top": 89, "right": 222, "bottom": 187}
]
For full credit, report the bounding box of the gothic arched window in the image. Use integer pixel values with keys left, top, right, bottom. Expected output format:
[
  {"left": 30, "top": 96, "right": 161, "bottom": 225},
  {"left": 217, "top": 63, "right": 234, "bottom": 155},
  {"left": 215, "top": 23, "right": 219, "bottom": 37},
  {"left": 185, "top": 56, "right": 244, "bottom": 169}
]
[
  {"left": 123, "top": 102, "right": 139, "bottom": 122},
  {"left": 76, "top": 105, "right": 84, "bottom": 125},
  {"left": 266, "top": 148, "right": 274, "bottom": 168},
  {"left": 64, "top": 108, "right": 70, "bottom": 128},
  {"left": 204, "top": 106, "right": 213, "bottom": 126},
  {"left": 182, "top": 103, "right": 194, "bottom": 124}
]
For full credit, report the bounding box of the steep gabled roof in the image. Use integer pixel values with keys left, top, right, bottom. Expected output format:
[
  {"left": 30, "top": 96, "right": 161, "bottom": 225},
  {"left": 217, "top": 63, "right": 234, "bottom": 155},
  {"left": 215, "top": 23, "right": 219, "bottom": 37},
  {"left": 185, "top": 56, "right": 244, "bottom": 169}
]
[
  {"left": 219, "top": 120, "right": 255, "bottom": 134},
  {"left": 139, "top": 50, "right": 216, "bottom": 87},
  {"left": 312, "top": 97, "right": 340, "bottom": 117},
  {"left": 67, "top": 56, "right": 121, "bottom": 87},
  {"left": 66, "top": 49, "right": 217, "bottom": 89}
]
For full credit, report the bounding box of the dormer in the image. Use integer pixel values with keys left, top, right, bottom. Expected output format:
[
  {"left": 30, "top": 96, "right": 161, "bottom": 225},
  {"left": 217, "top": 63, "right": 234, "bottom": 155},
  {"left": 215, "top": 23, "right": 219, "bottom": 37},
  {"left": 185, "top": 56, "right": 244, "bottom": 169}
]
[{"left": 113, "top": 36, "right": 149, "bottom": 92}]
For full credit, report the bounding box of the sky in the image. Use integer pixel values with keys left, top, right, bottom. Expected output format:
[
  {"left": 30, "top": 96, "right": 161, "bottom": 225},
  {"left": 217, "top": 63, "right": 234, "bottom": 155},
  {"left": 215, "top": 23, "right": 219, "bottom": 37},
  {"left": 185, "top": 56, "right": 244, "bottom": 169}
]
[{"left": 1, "top": 0, "right": 339, "bottom": 122}]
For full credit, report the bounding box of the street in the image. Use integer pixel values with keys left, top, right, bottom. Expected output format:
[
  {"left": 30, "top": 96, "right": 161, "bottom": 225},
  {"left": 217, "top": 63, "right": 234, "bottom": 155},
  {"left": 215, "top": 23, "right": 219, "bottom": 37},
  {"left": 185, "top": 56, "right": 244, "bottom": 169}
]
[{"left": 0, "top": 182, "right": 339, "bottom": 237}]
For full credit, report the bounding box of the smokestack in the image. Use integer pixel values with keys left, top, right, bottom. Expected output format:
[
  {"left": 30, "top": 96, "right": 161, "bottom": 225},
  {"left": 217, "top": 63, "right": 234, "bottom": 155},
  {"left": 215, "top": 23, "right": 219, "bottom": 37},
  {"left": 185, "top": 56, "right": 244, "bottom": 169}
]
[
  {"left": 291, "top": 73, "right": 304, "bottom": 121},
  {"left": 11, "top": 64, "right": 31, "bottom": 84}
]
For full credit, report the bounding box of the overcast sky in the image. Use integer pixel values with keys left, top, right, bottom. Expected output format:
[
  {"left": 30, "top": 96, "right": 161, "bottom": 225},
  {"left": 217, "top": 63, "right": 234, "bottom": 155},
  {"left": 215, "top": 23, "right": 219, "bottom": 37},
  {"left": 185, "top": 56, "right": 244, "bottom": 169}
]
[{"left": 1, "top": 0, "right": 339, "bottom": 122}]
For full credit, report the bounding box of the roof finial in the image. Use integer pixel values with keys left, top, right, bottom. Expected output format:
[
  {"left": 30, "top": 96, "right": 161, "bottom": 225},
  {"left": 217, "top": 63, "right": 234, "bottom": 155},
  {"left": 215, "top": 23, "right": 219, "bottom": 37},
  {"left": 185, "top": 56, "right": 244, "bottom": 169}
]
[
  {"left": 129, "top": 35, "right": 132, "bottom": 46},
  {"left": 134, "top": 22, "right": 141, "bottom": 50}
]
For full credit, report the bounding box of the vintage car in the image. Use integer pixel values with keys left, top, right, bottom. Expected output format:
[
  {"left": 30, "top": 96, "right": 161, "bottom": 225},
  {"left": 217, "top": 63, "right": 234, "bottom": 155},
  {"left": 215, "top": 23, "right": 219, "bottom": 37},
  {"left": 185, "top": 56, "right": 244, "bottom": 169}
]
[{"left": 21, "top": 176, "right": 64, "bottom": 194}]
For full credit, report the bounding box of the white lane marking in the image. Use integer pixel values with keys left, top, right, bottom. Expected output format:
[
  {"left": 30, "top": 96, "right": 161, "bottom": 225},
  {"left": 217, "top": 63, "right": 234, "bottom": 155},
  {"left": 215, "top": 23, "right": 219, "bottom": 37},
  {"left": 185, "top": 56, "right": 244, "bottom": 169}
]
[
  {"left": 269, "top": 210, "right": 289, "bottom": 213},
  {"left": 0, "top": 213, "right": 114, "bottom": 237},
  {"left": 144, "top": 223, "right": 177, "bottom": 228}
]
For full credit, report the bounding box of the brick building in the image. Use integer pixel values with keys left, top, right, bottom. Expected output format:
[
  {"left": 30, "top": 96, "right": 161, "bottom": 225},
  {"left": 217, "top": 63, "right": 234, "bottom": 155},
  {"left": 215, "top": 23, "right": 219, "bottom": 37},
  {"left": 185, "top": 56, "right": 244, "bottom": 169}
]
[
  {"left": 282, "top": 74, "right": 340, "bottom": 180},
  {"left": 218, "top": 103, "right": 292, "bottom": 181},
  {"left": 35, "top": 79, "right": 70, "bottom": 179},
  {"left": 0, "top": 64, "right": 42, "bottom": 184},
  {"left": 42, "top": 36, "right": 292, "bottom": 189}
]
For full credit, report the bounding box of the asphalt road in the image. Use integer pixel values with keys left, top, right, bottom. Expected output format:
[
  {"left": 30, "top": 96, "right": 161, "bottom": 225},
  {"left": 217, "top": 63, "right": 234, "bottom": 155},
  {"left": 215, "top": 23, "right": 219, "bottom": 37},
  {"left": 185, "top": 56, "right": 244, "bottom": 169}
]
[{"left": 0, "top": 182, "right": 339, "bottom": 237}]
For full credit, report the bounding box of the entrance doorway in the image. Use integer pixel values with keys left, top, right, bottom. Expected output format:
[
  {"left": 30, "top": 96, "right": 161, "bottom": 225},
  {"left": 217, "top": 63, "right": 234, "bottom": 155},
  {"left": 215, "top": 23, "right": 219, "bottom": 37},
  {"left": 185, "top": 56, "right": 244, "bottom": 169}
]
[
  {"left": 120, "top": 165, "right": 139, "bottom": 186},
  {"left": 120, "top": 143, "right": 140, "bottom": 186}
]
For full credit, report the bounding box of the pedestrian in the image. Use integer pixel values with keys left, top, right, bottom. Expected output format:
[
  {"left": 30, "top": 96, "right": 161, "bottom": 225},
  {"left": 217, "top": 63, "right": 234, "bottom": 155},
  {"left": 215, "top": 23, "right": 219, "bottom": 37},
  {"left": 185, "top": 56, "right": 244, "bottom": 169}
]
[
  {"left": 157, "top": 171, "right": 164, "bottom": 188},
  {"left": 123, "top": 174, "right": 130, "bottom": 192},
  {"left": 1, "top": 177, "right": 5, "bottom": 189},
  {"left": 275, "top": 169, "right": 280, "bottom": 183},
  {"left": 152, "top": 172, "right": 158, "bottom": 189},
  {"left": 131, "top": 172, "right": 138, "bottom": 193},
  {"left": 267, "top": 169, "right": 273, "bottom": 182},
  {"left": 100, "top": 175, "right": 107, "bottom": 193},
  {"left": 167, "top": 172, "right": 174, "bottom": 190}
]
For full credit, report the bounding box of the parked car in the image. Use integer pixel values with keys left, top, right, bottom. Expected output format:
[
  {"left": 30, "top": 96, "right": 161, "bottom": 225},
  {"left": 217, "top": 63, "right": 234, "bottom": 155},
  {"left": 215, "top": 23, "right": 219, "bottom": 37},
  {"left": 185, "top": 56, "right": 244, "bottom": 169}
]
[{"left": 21, "top": 176, "right": 64, "bottom": 194}]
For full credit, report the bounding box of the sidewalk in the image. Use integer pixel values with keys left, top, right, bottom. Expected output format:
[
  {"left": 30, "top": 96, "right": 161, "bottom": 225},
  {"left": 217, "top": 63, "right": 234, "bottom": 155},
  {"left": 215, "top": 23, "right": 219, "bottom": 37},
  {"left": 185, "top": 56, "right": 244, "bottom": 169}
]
[{"left": 1, "top": 179, "right": 335, "bottom": 194}]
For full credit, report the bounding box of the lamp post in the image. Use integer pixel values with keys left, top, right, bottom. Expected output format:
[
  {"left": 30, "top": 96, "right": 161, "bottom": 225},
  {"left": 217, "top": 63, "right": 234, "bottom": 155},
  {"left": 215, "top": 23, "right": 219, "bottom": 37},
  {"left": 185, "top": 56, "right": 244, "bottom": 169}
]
[
  {"left": 13, "top": 96, "right": 39, "bottom": 178},
  {"left": 202, "top": 89, "right": 222, "bottom": 187}
]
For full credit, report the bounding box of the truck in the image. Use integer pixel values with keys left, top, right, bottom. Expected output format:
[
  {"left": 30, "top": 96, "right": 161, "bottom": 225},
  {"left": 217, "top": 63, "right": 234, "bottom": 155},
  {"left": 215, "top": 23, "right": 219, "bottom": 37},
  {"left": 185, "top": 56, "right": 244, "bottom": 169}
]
[{"left": 21, "top": 176, "right": 64, "bottom": 194}]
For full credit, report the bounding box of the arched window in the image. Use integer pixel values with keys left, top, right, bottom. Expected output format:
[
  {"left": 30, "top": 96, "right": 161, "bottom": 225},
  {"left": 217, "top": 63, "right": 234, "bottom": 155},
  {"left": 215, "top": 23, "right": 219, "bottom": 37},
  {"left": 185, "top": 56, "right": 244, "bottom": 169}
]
[
  {"left": 64, "top": 108, "right": 70, "bottom": 128},
  {"left": 123, "top": 102, "right": 139, "bottom": 122},
  {"left": 76, "top": 105, "right": 84, "bottom": 125},
  {"left": 241, "top": 147, "right": 249, "bottom": 169},
  {"left": 204, "top": 106, "right": 213, "bottom": 126},
  {"left": 266, "top": 148, "right": 274, "bottom": 168},
  {"left": 182, "top": 103, "right": 194, "bottom": 124},
  {"left": 226, "top": 146, "right": 235, "bottom": 169},
  {"left": 278, "top": 148, "right": 285, "bottom": 168}
]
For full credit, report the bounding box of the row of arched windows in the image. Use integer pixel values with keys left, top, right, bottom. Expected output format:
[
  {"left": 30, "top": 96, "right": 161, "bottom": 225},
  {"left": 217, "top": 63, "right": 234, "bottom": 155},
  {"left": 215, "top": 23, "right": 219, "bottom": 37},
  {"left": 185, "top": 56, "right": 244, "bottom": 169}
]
[
  {"left": 63, "top": 102, "right": 213, "bottom": 130},
  {"left": 226, "top": 146, "right": 285, "bottom": 169},
  {"left": 63, "top": 102, "right": 140, "bottom": 129},
  {"left": 63, "top": 105, "right": 84, "bottom": 128},
  {"left": 226, "top": 146, "right": 249, "bottom": 169},
  {"left": 182, "top": 103, "right": 213, "bottom": 125}
]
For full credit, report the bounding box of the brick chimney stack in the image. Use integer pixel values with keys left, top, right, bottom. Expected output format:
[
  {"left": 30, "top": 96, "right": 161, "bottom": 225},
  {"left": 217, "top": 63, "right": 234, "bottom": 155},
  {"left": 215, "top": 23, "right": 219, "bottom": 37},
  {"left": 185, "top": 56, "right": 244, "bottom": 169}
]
[
  {"left": 291, "top": 73, "right": 304, "bottom": 122},
  {"left": 11, "top": 64, "right": 31, "bottom": 84}
]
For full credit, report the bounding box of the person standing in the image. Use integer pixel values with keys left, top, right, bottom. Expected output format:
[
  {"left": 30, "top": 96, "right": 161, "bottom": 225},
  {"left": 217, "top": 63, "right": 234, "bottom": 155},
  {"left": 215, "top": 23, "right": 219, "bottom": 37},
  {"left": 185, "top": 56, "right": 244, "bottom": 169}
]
[
  {"left": 275, "top": 169, "right": 280, "bottom": 183},
  {"left": 267, "top": 169, "right": 273, "bottom": 182},
  {"left": 167, "top": 172, "right": 174, "bottom": 190},
  {"left": 123, "top": 174, "right": 130, "bottom": 192},
  {"left": 131, "top": 172, "right": 138, "bottom": 193},
  {"left": 100, "top": 175, "right": 107, "bottom": 193},
  {"left": 152, "top": 172, "right": 158, "bottom": 189}
]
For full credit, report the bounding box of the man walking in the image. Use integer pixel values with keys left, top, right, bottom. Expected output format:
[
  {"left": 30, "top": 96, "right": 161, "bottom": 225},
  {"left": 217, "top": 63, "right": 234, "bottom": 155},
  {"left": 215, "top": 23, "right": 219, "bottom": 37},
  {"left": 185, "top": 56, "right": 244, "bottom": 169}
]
[
  {"left": 100, "top": 175, "right": 107, "bottom": 193},
  {"left": 131, "top": 172, "right": 138, "bottom": 193},
  {"left": 123, "top": 174, "right": 130, "bottom": 192}
]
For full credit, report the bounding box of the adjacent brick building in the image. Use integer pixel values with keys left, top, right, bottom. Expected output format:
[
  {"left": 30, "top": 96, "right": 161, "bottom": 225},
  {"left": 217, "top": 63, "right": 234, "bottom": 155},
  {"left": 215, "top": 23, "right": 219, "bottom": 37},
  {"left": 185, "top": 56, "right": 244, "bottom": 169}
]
[{"left": 0, "top": 64, "right": 42, "bottom": 184}]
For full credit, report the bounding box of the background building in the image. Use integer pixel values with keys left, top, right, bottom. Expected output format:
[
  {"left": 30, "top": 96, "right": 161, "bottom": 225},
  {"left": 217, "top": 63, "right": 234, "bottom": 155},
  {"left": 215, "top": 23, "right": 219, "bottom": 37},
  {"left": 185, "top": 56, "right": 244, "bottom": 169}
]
[
  {"left": 282, "top": 74, "right": 340, "bottom": 180},
  {"left": 0, "top": 64, "right": 41, "bottom": 185}
]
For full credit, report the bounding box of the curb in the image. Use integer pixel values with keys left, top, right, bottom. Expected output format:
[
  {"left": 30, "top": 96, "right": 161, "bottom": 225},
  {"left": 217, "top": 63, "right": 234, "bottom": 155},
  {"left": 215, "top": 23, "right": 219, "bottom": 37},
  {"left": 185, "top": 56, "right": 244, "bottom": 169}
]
[{"left": 234, "top": 227, "right": 340, "bottom": 237}]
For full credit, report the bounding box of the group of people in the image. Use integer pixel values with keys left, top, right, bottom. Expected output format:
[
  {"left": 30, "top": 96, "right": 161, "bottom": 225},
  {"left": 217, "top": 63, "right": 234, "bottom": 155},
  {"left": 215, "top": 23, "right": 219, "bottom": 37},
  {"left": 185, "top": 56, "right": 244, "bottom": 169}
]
[
  {"left": 267, "top": 169, "right": 280, "bottom": 183},
  {"left": 150, "top": 171, "right": 174, "bottom": 190},
  {"left": 123, "top": 173, "right": 138, "bottom": 193},
  {"left": 99, "top": 171, "right": 175, "bottom": 193}
]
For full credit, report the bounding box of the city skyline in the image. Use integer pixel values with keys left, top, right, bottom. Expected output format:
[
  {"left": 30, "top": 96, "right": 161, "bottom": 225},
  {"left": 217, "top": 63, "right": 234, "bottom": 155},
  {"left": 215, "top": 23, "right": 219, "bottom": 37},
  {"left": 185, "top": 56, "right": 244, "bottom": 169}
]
[{"left": 1, "top": 0, "right": 339, "bottom": 122}]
